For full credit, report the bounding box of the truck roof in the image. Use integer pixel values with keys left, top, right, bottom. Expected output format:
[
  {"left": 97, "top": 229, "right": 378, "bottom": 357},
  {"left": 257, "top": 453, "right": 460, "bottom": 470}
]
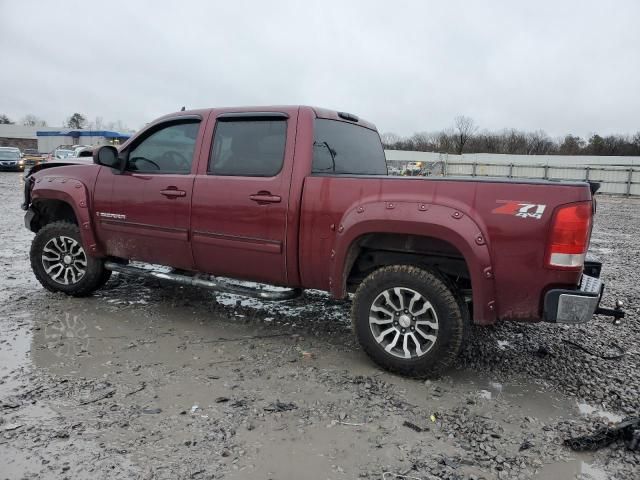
[{"left": 153, "top": 106, "right": 378, "bottom": 131}]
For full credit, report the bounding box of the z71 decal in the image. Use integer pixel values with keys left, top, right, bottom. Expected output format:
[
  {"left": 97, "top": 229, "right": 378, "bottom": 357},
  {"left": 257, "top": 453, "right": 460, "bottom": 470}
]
[{"left": 492, "top": 202, "right": 546, "bottom": 220}]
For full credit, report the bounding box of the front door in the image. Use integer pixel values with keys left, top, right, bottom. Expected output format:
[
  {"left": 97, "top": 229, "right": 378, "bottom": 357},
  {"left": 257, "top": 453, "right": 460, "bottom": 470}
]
[
  {"left": 191, "top": 111, "right": 297, "bottom": 285},
  {"left": 93, "top": 119, "right": 203, "bottom": 270}
]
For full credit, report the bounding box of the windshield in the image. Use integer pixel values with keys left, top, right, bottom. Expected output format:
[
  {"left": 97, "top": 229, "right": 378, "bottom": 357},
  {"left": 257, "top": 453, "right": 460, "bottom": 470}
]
[{"left": 0, "top": 150, "right": 20, "bottom": 160}]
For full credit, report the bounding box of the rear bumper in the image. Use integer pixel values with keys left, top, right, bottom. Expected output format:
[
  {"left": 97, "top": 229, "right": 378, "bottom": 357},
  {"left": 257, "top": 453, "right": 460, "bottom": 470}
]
[{"left": 543, "top": 261, "right": 604, "bottom": 324}]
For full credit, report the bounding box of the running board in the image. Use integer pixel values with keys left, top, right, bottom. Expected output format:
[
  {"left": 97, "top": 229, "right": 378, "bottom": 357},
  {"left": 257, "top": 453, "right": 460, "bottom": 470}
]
[{"left": 104, "top": 261, "right": 302, "bottom": 301}]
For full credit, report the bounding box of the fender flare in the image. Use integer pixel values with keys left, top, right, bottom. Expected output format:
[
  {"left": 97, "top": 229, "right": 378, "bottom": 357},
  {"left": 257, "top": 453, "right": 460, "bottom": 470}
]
[
  {"left": 29, "top": 176, "right": 104, "bottom": 257},
  {"left": 329, "top": 201, "right": 497, "bottom": 325}
]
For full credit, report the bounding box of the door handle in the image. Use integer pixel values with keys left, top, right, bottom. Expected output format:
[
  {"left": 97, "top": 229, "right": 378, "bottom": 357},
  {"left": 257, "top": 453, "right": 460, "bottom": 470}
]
[
  {"left": 160, "top": 188, "right": 187, "bottom": 198},
  {"left": 249, "top": 192, "right": 281, "bottom": 204}
]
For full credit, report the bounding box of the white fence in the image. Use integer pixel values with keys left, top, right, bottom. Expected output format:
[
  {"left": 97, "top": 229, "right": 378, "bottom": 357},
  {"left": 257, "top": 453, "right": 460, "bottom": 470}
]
[{"left": 385, "top": 150, "right": 640, "bottom": 196}]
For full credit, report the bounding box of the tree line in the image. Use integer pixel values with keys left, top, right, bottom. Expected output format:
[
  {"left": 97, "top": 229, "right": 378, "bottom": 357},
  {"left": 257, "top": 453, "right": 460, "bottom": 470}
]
[
  {"left": 3, "top": 112, "right": 639, "bottom": 156},
  {"left": 0, "top": 113, "right": 129, "bottom": 131},
  {"left": 382, "top": 116, "right": 640, "bottom": 156}
]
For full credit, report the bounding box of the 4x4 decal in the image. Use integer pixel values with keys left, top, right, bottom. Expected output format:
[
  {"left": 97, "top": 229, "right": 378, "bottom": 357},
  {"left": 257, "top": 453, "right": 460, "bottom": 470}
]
[{"left": 492, "top": 201, "right": 546, "bottom": 220}]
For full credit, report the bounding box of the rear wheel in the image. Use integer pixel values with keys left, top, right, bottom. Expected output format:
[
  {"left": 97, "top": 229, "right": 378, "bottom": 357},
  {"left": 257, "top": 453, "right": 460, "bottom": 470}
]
[
  {"left": 352, "top": 265, "right": 466, "bottom": 378},
  {"left": 30, "top": 221, "right": 109, "bottom": 297}
]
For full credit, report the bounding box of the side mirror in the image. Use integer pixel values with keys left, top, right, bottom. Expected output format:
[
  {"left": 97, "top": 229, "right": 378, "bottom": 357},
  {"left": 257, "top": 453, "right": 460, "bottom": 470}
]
[{"left": 93, "top": 145, "right": 123, "bottom": 170}]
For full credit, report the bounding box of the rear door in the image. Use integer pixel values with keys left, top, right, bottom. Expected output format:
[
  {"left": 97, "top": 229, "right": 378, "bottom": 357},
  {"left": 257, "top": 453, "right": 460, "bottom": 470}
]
[
  {"left": 190, "top": 111, "right": 297, "bottom": 285},
  {"left": 93, "top": 117, "right": 204, "bottom": 270}
]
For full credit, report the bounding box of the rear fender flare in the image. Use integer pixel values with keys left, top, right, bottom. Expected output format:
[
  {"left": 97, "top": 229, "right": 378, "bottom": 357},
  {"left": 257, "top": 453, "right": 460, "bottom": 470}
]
[
  {"left": 330, "top": 201, "right": 497, "bottom": 325},
  {"left": 30, "top": 176, "right": 103, "bottom": 257}
]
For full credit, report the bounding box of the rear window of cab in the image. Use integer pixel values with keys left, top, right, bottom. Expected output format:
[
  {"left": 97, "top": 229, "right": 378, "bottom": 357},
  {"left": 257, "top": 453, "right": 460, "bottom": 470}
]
[{"left": 312, "top": 119, "right": 387, "bottom": 175}]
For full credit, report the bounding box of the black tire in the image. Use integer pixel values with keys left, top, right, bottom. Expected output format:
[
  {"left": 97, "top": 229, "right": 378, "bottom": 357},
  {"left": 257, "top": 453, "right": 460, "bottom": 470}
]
[
  {"left": 95, "top": 268, "right": 113, "bottom": 290},
  {"left": 352, "top": 265, "right": 466, "bottom": 378},
  {"left": 30, "top": 221, "right": 108, "bottom": 297}
]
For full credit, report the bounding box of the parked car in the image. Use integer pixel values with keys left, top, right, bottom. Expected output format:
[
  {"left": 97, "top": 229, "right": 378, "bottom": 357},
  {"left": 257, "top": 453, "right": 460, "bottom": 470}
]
[
  {"left": 405, "top": 162, "right": 423, "bottom": 176},
  {"left": 0, "top": 147, "right": 24, "bottom": 171},
  {"left": 22, "top": 148, "right": 46, "bottom": 167},
  {"left": 20, "top": 106, "right": 624, "bottom": 377},
  {"left": 72, "top": 145, "right": 94, "bottom": 158},
  {"left": 53, "top": 147, "right": 75, "bottom": 159},
  {"left": 44, "top": 145, "right": 87, "bottom": 162}
]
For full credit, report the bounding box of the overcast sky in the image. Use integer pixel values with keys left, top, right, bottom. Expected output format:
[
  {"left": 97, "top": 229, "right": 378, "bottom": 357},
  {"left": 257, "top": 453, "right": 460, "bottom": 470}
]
[{"left": 1, "top": 0, "right": 639, "bottom": 138}]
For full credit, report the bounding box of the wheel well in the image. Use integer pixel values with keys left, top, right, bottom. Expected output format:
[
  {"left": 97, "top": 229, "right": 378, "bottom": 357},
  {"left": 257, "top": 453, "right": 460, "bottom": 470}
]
[
  {"left": 30, "top": 200, "right": 78, "bottom": 232},
  {"left": 345, "top": 233, "right": 472, "bottom": 296}
]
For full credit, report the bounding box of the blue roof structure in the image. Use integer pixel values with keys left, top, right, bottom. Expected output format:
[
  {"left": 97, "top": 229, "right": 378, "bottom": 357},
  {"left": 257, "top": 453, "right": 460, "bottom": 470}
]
[{"left": 36, "top": 129, "right": 131, "bottom": 139}]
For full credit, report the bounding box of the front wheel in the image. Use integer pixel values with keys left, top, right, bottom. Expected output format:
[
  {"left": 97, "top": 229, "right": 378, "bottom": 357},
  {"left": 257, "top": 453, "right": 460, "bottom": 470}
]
[
  {"left": 352, "top": 265, "right": 466, "bottom": 378},
  {"left": 30, "top": 221, "right": 109, "bottom": 297}
]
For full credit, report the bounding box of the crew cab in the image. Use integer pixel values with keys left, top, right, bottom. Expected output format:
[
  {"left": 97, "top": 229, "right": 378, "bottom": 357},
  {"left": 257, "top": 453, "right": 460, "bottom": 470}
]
[{"left": 21, "top": 106, "right": 622, "bottom": 377}]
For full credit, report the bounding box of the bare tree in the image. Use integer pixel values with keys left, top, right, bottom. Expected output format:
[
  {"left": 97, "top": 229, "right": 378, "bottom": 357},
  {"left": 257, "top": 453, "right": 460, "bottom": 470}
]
[
  {"left": 526, "top": 130, "right": 553, "bottom": 155},
  {"left": 21, "top": 114, "right": 47, "bottom": 127},
  {"left": 0, "top": 114, "right": 14, "bottom": 124},
  {"left": 435, "top": 129, "right": 456, "bottom": 153},
  {"left": 501, "top": 129, "right": 527, "bottom": 154},
  {"left": 380, "top": 132, "right": 401, "bottom": 148},
  {"left": 410, "top": 132, "right": 436, "bottom": 151},
  {"left": 473, "top": 131, "right": 502, "bottom": 153},
  {"left": 454, "top": 116, "right": 477, "bottom": 154}
]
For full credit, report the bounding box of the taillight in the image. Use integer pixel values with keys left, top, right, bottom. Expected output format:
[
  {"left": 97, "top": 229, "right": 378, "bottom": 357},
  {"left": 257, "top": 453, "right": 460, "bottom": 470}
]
[{"left": 546, "top": 201, "right": 592, "bottom": 268}]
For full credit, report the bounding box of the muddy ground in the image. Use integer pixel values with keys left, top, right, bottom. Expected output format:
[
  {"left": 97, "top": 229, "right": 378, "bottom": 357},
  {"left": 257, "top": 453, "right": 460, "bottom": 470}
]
[{"left": 0, "top": 171, "right": 638, "bottom": 480}]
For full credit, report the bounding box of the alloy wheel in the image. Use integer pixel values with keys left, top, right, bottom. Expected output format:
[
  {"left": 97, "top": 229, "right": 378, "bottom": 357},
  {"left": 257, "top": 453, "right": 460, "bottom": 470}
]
[
  {"left": 41, "top": 236, "right": 87, "bottom": 285},
  {"left": 368, "top": 287, "right": 439, "bottom": 359}
]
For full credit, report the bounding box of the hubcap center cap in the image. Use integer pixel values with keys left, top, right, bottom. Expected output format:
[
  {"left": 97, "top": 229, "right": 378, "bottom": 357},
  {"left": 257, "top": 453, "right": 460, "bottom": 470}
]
[
  {"left": 398, "top": 314, "right": 411, "bottom": 328},
  {"left": 63, "top": 255, "right": 72, "bottom": 265}
]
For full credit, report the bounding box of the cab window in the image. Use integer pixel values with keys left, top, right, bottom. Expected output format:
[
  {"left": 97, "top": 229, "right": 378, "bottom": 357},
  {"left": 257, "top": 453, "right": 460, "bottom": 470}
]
[
  {"left": 312, "top": 119, "right": 387, "bottom": 175},
  {"left": 127, "top": 121, "right": 200, "bottom": 174},
  {"left": 209, "top": 119, "right": 287, "bottom": 177}
]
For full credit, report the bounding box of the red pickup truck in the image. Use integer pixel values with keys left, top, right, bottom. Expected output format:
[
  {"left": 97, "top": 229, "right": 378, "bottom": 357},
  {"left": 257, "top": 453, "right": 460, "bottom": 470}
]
[{"left": 21, "top": 106, "right": 622, "bottom": 377}]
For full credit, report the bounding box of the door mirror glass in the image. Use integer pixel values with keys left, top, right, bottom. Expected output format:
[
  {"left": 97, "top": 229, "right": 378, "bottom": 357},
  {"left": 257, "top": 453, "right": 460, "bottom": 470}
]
[{"left": 93, "top": 145, "right": 121, "bottom": 169}]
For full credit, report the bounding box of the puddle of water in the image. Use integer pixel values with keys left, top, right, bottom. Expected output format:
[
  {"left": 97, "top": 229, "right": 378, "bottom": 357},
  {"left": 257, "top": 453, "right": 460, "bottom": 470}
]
[
  {"left": 576, "top": 402, "right": 624, "bottom": 423},
  {"left": 446, "top": 369, "right": 577, "bottom": 420},
  {"left": 227, "top": 417, "right": 454, "bottom": 480},
  {"left": 0, "top": 312, "right": 33, "bottom": 395},
  {"left": 534, "top": 458, "right": 609, "bottom": 480}
]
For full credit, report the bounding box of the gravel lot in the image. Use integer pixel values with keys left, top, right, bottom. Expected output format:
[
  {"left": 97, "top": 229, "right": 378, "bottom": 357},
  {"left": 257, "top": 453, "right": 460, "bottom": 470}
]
[{"left": 0, "top": 171, "right": 638, "bottom": 480}]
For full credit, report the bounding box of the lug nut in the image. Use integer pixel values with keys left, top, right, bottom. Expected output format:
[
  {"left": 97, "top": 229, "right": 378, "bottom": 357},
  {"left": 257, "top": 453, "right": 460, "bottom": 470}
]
[{"left": 401, "top": 328, "right": 405, "bottom": 333}]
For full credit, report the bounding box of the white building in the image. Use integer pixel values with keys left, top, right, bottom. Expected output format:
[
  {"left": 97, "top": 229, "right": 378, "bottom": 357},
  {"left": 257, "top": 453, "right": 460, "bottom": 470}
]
[{"left": 36, "top": 129, "right": 132, "bottom": 153}]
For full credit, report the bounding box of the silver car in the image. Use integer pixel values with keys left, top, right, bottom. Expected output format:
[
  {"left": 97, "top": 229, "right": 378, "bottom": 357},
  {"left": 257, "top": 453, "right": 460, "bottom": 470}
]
[{"left": 0, "top": 147, "right": 24, "bottom": 171}]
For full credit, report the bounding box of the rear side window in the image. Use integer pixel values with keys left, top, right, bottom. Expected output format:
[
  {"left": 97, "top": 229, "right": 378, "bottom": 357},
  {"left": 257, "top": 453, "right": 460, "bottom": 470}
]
[
  {"left": 312, "top": 119, "right": 387, "bottom": 175},
  {"left": 209, "top": 119, "right": 287, "bottom": 176}
]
